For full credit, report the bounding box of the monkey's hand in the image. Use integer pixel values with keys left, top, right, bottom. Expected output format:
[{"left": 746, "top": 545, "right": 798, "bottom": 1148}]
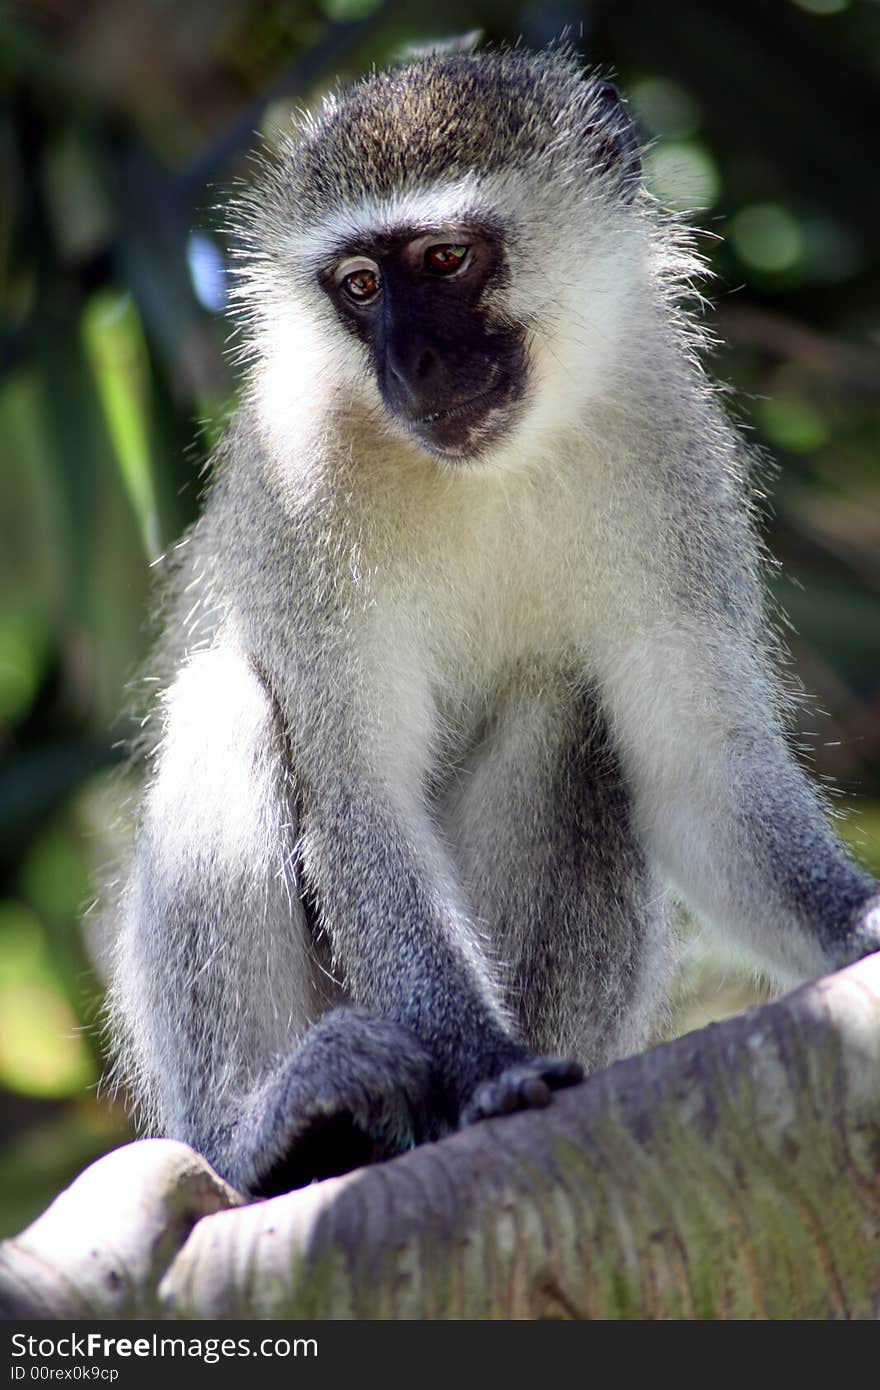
[
  {"left": 460, "top": 1054, "right": 584, "bottom": 1126},
  {"left": 232, "top": 1008, "right": 439, "bottom": 1197}
]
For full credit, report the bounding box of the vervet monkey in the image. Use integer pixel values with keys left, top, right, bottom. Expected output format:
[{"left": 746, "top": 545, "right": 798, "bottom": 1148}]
[{"left": 107, "top": 47, "right": 880, "bottom": 1197}]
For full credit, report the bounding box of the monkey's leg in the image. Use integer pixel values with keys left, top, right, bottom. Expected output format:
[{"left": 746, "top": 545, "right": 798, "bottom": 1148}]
[
  {"left": 112, "top": 643, "right": 438, "bottom": 1195},
  {"left": 226, "top": 1007, "right": 439, "bottom": 1196},
  {"left": 443, "top": 670, "right": 674, "bottom": 1103},
  {"left": 597, "top": 623, "right": 880, "bottom": 985}
]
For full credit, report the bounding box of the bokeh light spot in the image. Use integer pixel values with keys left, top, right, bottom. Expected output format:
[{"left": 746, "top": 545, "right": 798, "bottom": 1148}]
[
  {"left": 630, "top": 77, "right": 702, "bottom": 139},
  {"left": 791, "top": 0, "right": 849, "bottom": 15},
  {"left": 644, "top": 141, "right": 721, "bottom": 210},
  {"left": 730, "top": 203, "right": 803, "bottom": 273},
  {"left": 757, "top": 397, "right": 831, "bottom": 453}
]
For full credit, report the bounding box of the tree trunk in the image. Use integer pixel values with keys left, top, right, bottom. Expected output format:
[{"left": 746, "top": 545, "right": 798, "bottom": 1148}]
[{"left": 2, "top": 955, "right": 879, "bottom": 1319}]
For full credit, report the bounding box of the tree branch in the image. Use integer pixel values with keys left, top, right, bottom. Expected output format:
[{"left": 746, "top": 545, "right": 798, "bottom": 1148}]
[{"left": 3, "top": 955, "right": 879, "bottom": 1319}]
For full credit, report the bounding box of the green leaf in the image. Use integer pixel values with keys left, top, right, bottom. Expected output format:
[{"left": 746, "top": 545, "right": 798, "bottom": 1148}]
[{"left": 82, "top": 290, "right": 161, "bottom": 562}]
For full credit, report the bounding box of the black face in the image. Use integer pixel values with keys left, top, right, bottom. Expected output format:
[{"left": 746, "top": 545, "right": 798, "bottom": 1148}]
[{"left": 321, "top": 225, "right": 527, "bottom": 460}]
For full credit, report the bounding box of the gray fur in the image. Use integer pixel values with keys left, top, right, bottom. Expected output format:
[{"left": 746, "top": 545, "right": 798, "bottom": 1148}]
[{"left": 106, "top": 47, "right": 879, "bottom": 1196}]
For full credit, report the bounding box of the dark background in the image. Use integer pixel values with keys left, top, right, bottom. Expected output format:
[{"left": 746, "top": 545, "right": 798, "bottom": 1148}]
[{"left": 1, "top": 0, "right": 878, "bottom": 1236}]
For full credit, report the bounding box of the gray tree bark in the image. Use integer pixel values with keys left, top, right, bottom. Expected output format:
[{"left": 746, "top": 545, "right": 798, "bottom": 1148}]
[{"left": 2, "top": 955, "right": 879, "bottom": 1319}]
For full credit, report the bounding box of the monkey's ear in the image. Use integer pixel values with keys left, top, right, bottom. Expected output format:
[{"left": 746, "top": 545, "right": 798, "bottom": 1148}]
[{"left": 586, "top": 81, "right": 641, "bottom": 203}]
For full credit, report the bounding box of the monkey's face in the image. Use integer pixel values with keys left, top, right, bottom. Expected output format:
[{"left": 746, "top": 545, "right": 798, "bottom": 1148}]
[
  {"left": 241, "top": 53, "right": 648, "bottom": 472},
  {"left": 319, "top": 223, "right": 528, "bottom": 460}
]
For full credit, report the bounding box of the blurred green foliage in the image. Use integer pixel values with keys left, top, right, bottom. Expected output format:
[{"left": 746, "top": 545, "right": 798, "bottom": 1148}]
[{"left": 1, "top": 0, "right": 878, "bottom": 1236}]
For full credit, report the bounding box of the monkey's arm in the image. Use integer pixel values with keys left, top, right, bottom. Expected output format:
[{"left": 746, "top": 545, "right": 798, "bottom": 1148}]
[
  {"left": 112, "top": 642, "right": 439, "bottom": 1195},
  {"left": 294, "top": 761, "right": 582, "bottom": 1128},
  {"left": 600, "top": 622, "right": 879, "bottom": 983}
]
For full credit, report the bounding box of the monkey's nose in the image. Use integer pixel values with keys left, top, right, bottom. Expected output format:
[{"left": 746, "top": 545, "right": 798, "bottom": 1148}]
[{"left": 386, "top": 339, "right": 440, "bottom": 405}]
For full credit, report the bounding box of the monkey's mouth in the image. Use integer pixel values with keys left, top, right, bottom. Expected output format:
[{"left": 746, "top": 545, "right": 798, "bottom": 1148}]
[
  {"left": 408, "top": 376, "right": 515, "bottom": 457},
  {"left": 416, "top": 382, "right": 505, "bottom": 426}
]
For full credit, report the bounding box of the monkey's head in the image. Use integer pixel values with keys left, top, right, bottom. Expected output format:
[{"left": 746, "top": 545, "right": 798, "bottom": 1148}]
[{"left": 235, "top": 48, "right": 647, "bottom": 468}]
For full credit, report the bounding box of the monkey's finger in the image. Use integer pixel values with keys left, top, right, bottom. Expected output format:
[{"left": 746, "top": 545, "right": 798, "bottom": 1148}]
[
  {"left": 539, "top": 1058, "right": 585, "bottom": 1086},
  {"left": 460, "top": 1055, "right": 584, "bottom": 1125}
]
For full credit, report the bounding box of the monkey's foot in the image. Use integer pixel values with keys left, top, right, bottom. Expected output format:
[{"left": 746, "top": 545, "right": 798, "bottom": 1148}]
[
  {"left": 239, "top": 1008, "right": 439, "bottom": 1197},
  {"left": 848, "top": 893, "right": 880, "bottom": 960},
  {"left": 460, "top": 1056, "right": 583, "bottom": 1126}
]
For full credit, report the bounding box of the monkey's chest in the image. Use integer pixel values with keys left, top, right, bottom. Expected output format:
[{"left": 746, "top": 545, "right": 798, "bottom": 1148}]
[
  {"left": 361, "top": 474, "right": 605, "bottom": 736},
  {"left": 404, "top": 553, "right": 591, "bottom": 695}
]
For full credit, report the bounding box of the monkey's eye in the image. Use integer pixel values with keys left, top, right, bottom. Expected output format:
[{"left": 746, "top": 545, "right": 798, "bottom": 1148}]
[
  {"left": 424, "top": 244, "right": 469, "bottom": 275},
  {"left": 342, "top": 267, "right": 382, "bottom": 303}
]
